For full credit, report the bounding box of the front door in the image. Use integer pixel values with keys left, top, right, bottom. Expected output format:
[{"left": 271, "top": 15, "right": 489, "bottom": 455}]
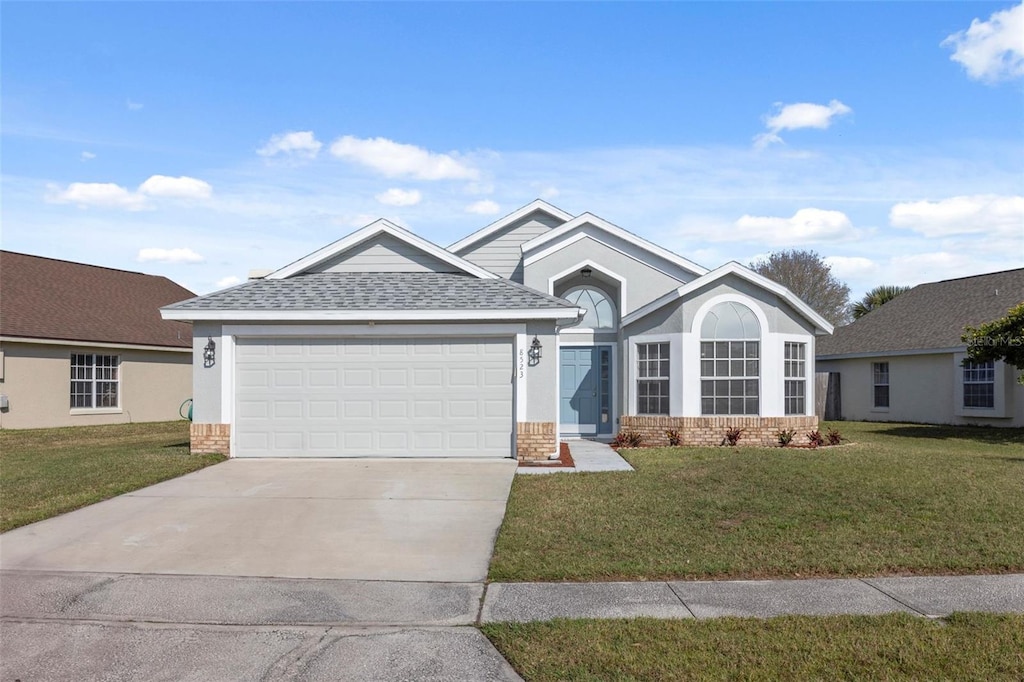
[{"left": 560, "top": 346, "right": 612, "bottom": 436}]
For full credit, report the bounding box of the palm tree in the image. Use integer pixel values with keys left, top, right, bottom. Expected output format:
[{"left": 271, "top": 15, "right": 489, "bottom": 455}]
[{"left": 851, "top": 284, "right": 910, "bottom": 319}]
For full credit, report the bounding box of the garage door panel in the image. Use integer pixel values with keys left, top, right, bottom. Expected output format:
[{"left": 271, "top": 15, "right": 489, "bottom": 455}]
[{"left": 235, "top": 337, "right": 513, "bottom": 458}]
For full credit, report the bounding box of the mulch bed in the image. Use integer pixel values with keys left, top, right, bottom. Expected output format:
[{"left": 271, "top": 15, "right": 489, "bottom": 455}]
[{"left": 518, "top": 441, "right": 576, "bottom": 468}]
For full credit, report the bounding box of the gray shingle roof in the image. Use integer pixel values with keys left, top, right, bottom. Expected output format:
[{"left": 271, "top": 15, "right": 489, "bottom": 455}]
[
  {"left": 165, "top": 272, "right": 578, "bottom": 311},
  {"left": 817, "top": 268, "right": 1024, "bottom": 357}
]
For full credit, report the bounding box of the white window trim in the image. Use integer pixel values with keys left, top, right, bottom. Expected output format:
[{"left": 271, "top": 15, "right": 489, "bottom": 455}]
[
  {"left": 871, "top": 361, "right": 890, "bottom": 413},
  {"left": 70, "top": 353, "right": 122, "bottom": 413},
  {"left": 778, "top": 334, "right": 814, "bottom": 417},
  {"left": 953, "top": 352, "right": 1008, "bottom": 418},
  {"left": 627, "top": 334, "right": 682, "bottom": 417},
  {"left": 560, "top": 285, "right": 619, "bottom": 332}
]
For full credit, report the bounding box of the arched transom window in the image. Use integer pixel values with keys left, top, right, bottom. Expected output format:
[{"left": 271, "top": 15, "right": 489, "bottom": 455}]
[
  {"left": 563, "top": 286, "right": 616, "bottom": 329},
  {"left": 700, "top": 301, "right": 761, "bottom": 416}
]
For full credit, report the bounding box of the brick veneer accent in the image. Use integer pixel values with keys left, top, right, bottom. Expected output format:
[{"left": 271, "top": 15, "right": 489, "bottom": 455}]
[
  {"left": 190, "top": 423, "right": 231, "bottom": 455},
  {"left": 516, "top": 422, "right": 556, "bottom": 461},
  {"left": 620, "top": 415, "right": 820, "bottom": 447}
]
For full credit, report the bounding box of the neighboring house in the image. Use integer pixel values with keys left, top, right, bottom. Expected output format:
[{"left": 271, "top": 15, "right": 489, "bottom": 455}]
[
  {"left": 817, "top": 268, "right": 1024, "bottom": 427},
  {"left": 162, "top": 200, "right": 833, "bottom": 460},
  {"left": 0, "top": 251, "right": 195, "bottom": 429}
]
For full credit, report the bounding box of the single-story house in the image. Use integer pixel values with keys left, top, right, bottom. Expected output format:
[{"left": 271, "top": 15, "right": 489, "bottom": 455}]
[
  {"left": 0, "top": 251, "right": 195, "bottom": 429},
  {"left": 162, "top": 200, "right": 833, "bottom": 460},
  {"left": 817, "top": 268, "right": 1024, "bottom": 427}
]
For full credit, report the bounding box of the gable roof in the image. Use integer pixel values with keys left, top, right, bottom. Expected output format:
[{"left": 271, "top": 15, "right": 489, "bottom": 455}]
[
  {"left": 162, "top": 272, "right": 582, "bottom": 321},
  {"left": 270, "top": 219, "right": 498, "bottom": 280},
  {"left": 520, "top": 212, "right": 709, "bottom": 278},
  {"left": 817, "top": 268, "right": 1024, "bottom": 358},
  {"left": 448, "top": 199, "right": 574, "bottom": 253},
  {"left": 621, "top": 261, "right": 834, "bottom": 334},
  {"left": 1, "top": 251, "right": 194, "bottom": 349}
]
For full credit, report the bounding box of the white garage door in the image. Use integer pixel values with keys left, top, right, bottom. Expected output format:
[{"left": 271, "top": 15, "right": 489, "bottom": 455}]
[{"left": 234, "top": 337, "right": 513, "bottom": 458}]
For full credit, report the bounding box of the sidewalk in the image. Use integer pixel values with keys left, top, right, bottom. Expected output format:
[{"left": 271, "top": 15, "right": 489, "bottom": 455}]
[
  {"left": 480, "top": 573, "right": 1024, "bottom": 622},
  {"left": 517, "top": 439, "right": 634, "bottom": 475}
]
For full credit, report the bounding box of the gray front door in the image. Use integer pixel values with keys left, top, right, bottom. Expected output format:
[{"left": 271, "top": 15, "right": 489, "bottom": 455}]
[{"left": 560, "top": 346, "right": 612, "bottom": 436}]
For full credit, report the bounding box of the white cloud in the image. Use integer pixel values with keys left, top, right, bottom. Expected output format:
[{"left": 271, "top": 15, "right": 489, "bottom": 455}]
[
  {"left": 138, "top": 175, "right": 213, "bottom": 199},
  {"left": 375, "top": 188, "right": 422, "bottom": 206},
  {"left": 329, "top": 136, "right": 479, "bottom": 180},
  {"left": 889, "top": 194, "right": 1024, "bottom": 237},
  {"left": 215, "top": 275, "right": 241, "bottom": 288},
  {"left": 824, "top": 255, "right": 878, "bottom": 279},
  {"left": 942, "top": 2, "right": 1024, "bottom": 83},
  {"left": 733, "top": 207, "right": 855, "bottom": 242},
  {"left": 80, "top": 151, "right": 96, "bottom": 161},
  {"left": 48, "top": 182, "right": 148, "bottom": 210},
  {"left": 754, "top": 100, "right": 852, "bottom": 149},
  {"left": 257, "top": 131, "right": 322, "bottom": 159},
  {"left": 137, "top": 247, "right": 204, "bottom": 264},
  {"left": 465, "top": 199, "right": 500, "bottom": 215},
  {"left": 126, "top": 99, "right": 144, "bottom": 111},
  {"left": 539, "top": 186, "right": 560, "bottom": 199}
]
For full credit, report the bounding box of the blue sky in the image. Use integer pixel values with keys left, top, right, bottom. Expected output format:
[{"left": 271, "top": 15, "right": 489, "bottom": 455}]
[{"left": 3, "top": 2, "right": 1022, "bottom": 299}]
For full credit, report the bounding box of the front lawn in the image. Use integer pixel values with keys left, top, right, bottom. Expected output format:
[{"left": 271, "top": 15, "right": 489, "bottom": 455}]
[
  {"left": 482, "top": 613, "right": 1024, "bottom": 681},
  {"left": 489, "top": 421, "right": 1024, "bottom": 581},
  {"left": 0, "top": 421, "right": 225, "bottom": 532}
]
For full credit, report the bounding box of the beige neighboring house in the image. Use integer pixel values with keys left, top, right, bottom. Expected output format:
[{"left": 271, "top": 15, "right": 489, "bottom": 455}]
[
  {"left": 817, "top": 268, "right": 1024, "bottom": 428},
  {"left": 0, "top": 251, "right": 195, "bottom": 429}
]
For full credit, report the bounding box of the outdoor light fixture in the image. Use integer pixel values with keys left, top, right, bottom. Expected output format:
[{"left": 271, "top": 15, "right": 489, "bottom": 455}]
[
  {"left": 529, "top": 335, "right": 543, "bottom": 362},
  {"left": 580, "top": 267, "right": 593, "bottom": 279},
  {"left": 203, "top": 337, "right": 216, "bottom": 368}
]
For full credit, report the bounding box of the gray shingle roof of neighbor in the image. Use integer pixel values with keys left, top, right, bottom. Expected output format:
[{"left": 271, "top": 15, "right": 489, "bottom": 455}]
[
  {"left": 164, "top": 272, "right": 579, "bottom": 311},
  {"left": 817, "top": 268, "right": 1024, "bottom": 357}
]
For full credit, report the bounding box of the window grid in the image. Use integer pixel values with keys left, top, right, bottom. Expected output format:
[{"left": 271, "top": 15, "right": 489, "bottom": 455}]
[
  {"left": 636, "top": 342, "right": 670, "bottom": 415},
  {"left": 70, "top": 354, "right": 120, "bottom": 409},
  {"left": 700, "top": 340, "right": 759, "bottom": 415},
  {"left": 963, "top": 360, "right": 995, "bottom": 409},
  {"left": 784, "top": 342, "right": 807, "bottom": 415},
  {"left": 872, "top": 362, "right": 889, "bottom": 409}
]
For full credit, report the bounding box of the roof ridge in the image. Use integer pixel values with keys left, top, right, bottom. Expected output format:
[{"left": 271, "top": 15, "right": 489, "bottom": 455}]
[
  {"left": 1, "top": 250, "right": 155, "bottom": 279},
  {"left": 917, "top": 267, "right": 1024, "bottom": 286}
]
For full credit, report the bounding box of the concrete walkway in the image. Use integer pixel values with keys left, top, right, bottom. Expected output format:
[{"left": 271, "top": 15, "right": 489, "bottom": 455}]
[
  {"left": 517, "top": 439, "right": 634, "bottom": 475},
  {"left": 480, "top": 574, "right": 1024, "bottom": 622}
]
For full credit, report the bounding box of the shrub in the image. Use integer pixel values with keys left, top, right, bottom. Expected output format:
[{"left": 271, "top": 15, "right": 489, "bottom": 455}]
[
  {"left": 665, "top": 429, "right": 682, "bottom": 446},
  {"left": 827, "top": 428, "right": 843, "bottom": 446},
  {"left": 612, "top": 430, "right": 644, "bottom": 448},
  {"left": 723, "top": 427, "right": 745, "bottom": 447},
  {"left": 806, "top": 430, "right": 825, "bottom": 448},
  {"left": 775, "top": 429, "right": 796, "bottom": 447}
]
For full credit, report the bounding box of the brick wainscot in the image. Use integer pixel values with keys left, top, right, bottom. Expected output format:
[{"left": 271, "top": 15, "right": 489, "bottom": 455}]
[
  {"left": 191, "top": 423, "right": 231, "bottom": 455},
  {"left": 516, "top": 422, "right": 556, "bottom": 461},
  {"left": 620, "top": 416, "right": 820, "bottom": 447}
]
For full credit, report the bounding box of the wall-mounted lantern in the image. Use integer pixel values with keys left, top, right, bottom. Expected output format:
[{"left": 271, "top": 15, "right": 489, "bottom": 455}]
[
  {"left": 203, "top": 337, "right": 217, "bottom": 368},
  {"left": 580, "top": 267, "right": 593, "bottom": 279},
  {"left": 528, "top": 335, "right": 543, "bottom": 365}
]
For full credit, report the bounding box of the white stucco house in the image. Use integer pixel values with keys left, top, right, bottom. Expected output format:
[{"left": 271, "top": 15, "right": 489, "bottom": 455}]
[
  {"left": 162, "top": 200, "right": 832, "bottom": 460},
  {"left": 817, "top": 268, "right": 1024, "bottom": 428}
]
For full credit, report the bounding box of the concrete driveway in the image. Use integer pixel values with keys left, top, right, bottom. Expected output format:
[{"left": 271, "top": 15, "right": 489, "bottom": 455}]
[
  {"left": 0, "top": 457, "right": 518, "bottom": 582},
  {"left": 1, "top": 458, "right": 523, "bottom": 681}
]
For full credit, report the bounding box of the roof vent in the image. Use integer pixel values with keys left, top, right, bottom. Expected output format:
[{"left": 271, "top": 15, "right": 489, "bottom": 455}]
[{"left": 248, "top": 268, "right": 273, "bottom": 280}]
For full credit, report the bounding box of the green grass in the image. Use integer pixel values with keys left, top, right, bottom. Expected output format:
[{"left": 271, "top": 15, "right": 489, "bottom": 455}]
[
  {"left": 490, "top": 421, "right": 1024, "bottom": 581},
  {"left": 482, "top": 613, "right": 1024, "bottom": 681},
  {"left": 0, "top": 421, "right": 225, "bottom": 532}
]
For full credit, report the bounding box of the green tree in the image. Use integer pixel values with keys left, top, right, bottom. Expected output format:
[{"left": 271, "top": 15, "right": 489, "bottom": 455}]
[
  {"left": 962, "top": 302, "right": 1024, "bottom": 384},
  {"left": 851, "top": 284, "right": 911, "bottom": 319},
  {"left": 749, "top": 249, "right": 851, "bottom": 326}
]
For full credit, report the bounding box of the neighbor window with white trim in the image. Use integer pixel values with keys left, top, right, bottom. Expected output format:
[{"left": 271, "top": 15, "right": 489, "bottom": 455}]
[
  {"left": 71, "top": 354, "right": 120, "bottom": 409},
  {"left": 636, "top": 342, "right": 670, "bottom": 415},
  {"left": 784, "top": 342, "right": 806, "bottom": 415},
  {"left": 872, "top": 362, "right": 889, "bottom": 409},
  {"left": 962, "top": 360, "right": 995, "bottom": 409},
  {"left": 700, "top": 302, "right": 760, "bottom": 415}
]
